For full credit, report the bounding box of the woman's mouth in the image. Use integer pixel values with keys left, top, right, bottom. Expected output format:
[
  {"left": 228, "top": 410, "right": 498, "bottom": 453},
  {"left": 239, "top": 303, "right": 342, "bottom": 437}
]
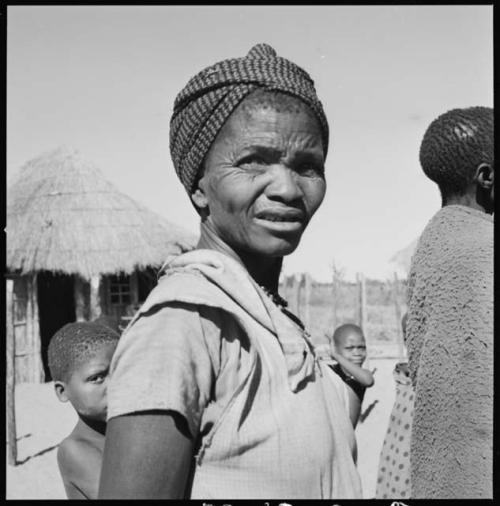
[
  {"left": 254, "top": 209, "right": 305, "bottom": 233},
  {"left": 258, "top": 215, "right": 296, "bottom": 222}
]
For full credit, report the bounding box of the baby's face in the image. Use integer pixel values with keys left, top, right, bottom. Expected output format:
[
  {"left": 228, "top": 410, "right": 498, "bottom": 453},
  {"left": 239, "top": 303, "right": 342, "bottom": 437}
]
[
  {"left": 336, "top": 331, "right": 367, "bottom": 366},
  {"left": 64, "top": 342, "right": 116, "bottom": 422}
]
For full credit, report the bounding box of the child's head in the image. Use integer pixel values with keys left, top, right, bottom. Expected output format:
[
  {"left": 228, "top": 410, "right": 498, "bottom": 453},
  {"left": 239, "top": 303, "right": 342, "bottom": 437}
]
[
  {"left": 419, "top": 106, "right": 494, "bottom": 210},
  {"left": 333, "top": 323, "right": 367, "bottom": 366},
  {"left": 48, "top": 322, "right": 119, "bottom": 422}
]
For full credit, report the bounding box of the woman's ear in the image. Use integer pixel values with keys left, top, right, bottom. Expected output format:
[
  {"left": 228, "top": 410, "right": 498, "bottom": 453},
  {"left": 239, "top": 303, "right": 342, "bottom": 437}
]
[
  {"left": 191, "top": 176, "right": 210, "bottom": 216},
  {"left": 474, "top": 163, "right": 494, "bottom": 213},
  {"left": 475, "top": 163, "right": 494, "bottom": 190},
  {"left": 191, "top": 189, "right": 209, "bottom": 210},
  {"left": 54, "top": 381, "right": 69, "bottom": 403}
]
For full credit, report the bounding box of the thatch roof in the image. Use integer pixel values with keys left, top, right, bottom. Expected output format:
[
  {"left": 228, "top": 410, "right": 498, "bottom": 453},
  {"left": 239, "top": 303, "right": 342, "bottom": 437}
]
[{"left": 7, "top": 146, "right": 198, "bottom": 279}]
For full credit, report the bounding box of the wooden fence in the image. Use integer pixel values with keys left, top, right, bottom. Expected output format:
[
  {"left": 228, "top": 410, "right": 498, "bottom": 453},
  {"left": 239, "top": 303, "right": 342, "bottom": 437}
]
[{"left": 281, "top": 271, "right": 407, "bottom": 361}]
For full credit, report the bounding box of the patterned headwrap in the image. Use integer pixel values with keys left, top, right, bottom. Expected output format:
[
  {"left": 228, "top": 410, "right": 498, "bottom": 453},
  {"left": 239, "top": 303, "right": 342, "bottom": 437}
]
[{"left": 170, "top": 43, "right": 329, "bottom": 194}]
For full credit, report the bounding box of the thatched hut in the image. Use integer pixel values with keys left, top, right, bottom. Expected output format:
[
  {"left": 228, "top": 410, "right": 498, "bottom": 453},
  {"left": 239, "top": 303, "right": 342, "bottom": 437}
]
[{"left": 6, "top": 146, "right": 197, "bottom": 383}]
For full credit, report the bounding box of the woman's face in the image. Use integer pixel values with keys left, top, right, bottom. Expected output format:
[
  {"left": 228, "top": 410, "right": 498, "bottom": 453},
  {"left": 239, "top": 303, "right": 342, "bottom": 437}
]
[{"left": 194, "top": 102, "right": 326, "bottom": 258}]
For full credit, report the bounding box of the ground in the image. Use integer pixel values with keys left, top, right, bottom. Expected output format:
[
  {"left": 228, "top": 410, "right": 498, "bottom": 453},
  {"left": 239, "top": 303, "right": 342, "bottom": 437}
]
[{"left": 6, "top": 357, "right": 399, "bottom": 499}]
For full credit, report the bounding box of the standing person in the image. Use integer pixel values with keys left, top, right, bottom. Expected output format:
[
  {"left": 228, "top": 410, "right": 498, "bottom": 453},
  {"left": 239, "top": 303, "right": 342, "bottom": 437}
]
[
  {"left": 328, "top": 323, "right": 375, "bottom": 428},
  {"left": 48, "top": 322, "right": 119, "bottom": 499},
  {"left": 98, "top": 43, "right": 362, "bottom": 499},
  {"left": 375, "top": 313, "right": 413, "bottom": 499},
  {"left": 406, "top": 107, "right": 493, "bottom": 498}
]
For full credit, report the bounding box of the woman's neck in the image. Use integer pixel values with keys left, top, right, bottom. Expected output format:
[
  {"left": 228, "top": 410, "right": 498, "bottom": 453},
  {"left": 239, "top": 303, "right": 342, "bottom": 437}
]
[
  {"left": 196, "top": 221, "right": 282, "bottom": 292},
  {"left": 443, "top": 188, "right": 493, "bottom": 215}
]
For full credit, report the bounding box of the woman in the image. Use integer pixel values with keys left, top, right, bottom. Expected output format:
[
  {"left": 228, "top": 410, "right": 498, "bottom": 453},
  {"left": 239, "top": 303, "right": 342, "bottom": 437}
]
[{"left": 99, "top": 43, "right": 362, "bottom": 499}]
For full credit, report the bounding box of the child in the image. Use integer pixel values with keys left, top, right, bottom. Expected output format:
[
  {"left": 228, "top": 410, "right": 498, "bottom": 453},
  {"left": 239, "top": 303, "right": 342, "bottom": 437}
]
[
  {"left": 328, "top": 323, "right": 374, "bottom": 427},
  {"left": 48, "top": 322, "right": 119, "bottom": 499}
]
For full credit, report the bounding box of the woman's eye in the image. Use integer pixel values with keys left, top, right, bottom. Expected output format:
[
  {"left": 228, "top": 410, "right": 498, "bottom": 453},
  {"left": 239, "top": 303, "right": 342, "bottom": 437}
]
[
  {"left": 299, "top": 163, "right": 324, "bottom": 176},
  {"left": 240, "top": 156, "right": 267, "bottom": 167}
]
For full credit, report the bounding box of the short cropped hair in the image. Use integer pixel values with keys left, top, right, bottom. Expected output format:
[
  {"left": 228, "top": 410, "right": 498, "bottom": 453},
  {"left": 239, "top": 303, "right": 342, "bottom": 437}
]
[
  {"left": 419, "top": 106, "right": 493, "bottom": 200},
  {"left": 333, "top": 323, "right": 364, "bottom": 346},
  {"left": 48, "top": 322, "right": 119, "bottom": 382}
]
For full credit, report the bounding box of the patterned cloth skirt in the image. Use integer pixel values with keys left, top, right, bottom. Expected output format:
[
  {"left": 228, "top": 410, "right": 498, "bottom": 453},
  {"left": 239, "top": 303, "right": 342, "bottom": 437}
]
[{"left": 375, "top": 362, "right": 414, "bottom": 499}]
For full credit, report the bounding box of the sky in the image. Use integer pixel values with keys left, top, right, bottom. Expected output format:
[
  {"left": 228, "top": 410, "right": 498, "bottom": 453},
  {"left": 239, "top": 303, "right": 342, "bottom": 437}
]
[{"left": 6, "top": 5, "right": 493, "bottom": 281}]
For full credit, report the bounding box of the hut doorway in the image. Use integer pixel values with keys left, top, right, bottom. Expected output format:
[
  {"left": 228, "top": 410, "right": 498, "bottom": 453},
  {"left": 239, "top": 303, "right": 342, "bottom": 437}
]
[{"left": 37, "top": 272, "right": 76, "bottom": 381}]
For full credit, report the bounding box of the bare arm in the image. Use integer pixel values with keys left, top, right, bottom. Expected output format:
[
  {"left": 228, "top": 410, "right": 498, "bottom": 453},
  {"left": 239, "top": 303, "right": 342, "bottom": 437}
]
[
  {"left": 331, "top": 351, "right": 375, "bottom": 387},
  {"left": 345, "top": 385, "right": 362, "bottom": 427},
  {"left": 98, "top": 410, "right": 194, "bottom": 499}
]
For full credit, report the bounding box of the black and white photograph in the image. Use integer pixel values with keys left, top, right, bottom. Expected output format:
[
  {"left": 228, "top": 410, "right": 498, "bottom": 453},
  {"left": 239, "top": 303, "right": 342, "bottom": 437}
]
[{"left": 5, "top": 4, "right": 493, "bottom": 500}]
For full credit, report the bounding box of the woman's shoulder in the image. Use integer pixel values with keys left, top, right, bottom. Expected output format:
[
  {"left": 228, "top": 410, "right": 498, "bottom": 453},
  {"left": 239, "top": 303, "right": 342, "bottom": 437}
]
[{"left": 144, "top": 268, "right": 232, "bottom": 313}]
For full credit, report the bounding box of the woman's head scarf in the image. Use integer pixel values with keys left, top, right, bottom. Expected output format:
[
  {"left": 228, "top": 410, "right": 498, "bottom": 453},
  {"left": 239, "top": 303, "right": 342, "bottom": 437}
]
[{"left": 170, "top": 43, "right": 329, "bottom": 195}]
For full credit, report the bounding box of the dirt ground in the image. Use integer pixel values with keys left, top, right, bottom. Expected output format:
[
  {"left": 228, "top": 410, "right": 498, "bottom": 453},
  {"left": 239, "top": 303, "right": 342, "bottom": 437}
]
[{"left": 6, "top": 357, "right": 399, "bottom": 499}]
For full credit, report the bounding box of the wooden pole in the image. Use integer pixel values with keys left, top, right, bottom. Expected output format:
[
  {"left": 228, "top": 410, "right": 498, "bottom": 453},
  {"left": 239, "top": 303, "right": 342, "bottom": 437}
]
[
  {"left": 289, "top": 274, "right": 301, "bottom": 316},
  {"left": 331, "top": 271, "right": 337, "bottom": 333},
  {"left": 357, "top": 272, "right": 367, "bottom": 331},
  {"left": 283, "top": 275, "right": 292, "bottom": 308},
  {"left": 25, "top": 275, "right": 33, "bottom": 382},
  {"left": 89, "top": 275, "right": 102, "bottom": 320},
  {"left": 74, "top": 275, "right": 86, "bottom": 322},
  {"left": 130, "top": 271, "right": 139, "bottom": 307},
  {"left": 393, "top": 271, "right": 404, "bottom": 361},
  {"left": 357, "top": 272, "right": 370, "bottom": 369},
  {"left": 31, "top": 274, "right": 44, "bottom": 383},
  {"left": 303, "top": 273, "right": 312, "bottom": 329},
  {"left": 6, "top": 278, "right": 18, "bottom": 466}
]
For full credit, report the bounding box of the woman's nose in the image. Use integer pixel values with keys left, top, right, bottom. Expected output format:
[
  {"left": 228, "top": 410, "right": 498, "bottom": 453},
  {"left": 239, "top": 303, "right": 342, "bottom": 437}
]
[{"left": 266, "top": 164, "right": 303, "bottom": 202}]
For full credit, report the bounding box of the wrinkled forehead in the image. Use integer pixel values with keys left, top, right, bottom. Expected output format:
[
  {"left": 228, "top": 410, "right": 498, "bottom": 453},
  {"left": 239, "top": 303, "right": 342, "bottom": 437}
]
[{"left": 215, "top": 94, "right": 324, "bottom": 151}]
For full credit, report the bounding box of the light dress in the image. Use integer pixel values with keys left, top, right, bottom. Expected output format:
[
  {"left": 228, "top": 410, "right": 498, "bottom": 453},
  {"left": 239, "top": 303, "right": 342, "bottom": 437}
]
[{"left": 107, "top": 249, "right": 363, "bottom": 499}]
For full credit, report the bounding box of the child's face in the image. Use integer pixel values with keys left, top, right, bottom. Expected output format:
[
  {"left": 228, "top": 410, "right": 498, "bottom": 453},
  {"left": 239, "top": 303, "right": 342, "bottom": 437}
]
[
  {"left": 61, "top": 342, "right": 116, "bottom": 422},
  {"left": 336, "top": 331, "right": 367, "bottom": 366}
]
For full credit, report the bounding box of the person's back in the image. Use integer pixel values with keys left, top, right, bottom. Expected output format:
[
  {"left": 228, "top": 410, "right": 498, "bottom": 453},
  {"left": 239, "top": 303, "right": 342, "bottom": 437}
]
[
  {"left": 57, "top": 419, "right": 106, "bottom": 499},
  {"left": 48, "top": 322, "right": 119, "bottom": 499},
  {"left": 406, "top": 106, "right": 493, "bottom": 498}
]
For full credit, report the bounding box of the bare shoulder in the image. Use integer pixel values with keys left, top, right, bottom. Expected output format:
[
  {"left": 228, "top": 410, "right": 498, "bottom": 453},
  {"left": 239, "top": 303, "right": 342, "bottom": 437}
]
[
  {"left": 57, "top": 434, "right": 103, "bottom": 499},
  {"left": 58, "top": 433, "right": 100, "bottom": 463}
]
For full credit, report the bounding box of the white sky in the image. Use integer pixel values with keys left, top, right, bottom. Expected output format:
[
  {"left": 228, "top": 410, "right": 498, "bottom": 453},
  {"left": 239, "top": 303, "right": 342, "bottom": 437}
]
[{"left": 7, "top": 5, "right": 493, "bottom": 281}]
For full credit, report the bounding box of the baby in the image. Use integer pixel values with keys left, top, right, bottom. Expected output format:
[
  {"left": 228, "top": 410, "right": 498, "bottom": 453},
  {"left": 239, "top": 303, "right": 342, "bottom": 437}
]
[
  {"left": 329, "top": 323, "right": 375, "bottom": 427},
  {"left": 48, "top": 322, "right": 119, "bottom": 499}
]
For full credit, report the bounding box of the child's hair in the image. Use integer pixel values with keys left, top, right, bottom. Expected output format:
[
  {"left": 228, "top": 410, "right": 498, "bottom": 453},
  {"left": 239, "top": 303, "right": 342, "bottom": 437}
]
[
  {"left": 419, "top": 106, "right": 493, "bottom": 201},
  {"left": 333, "top": 323, "right": 364, "bottom": 346},
  {"left": 48, "top": 322, "right": 120, "bottom": 382}
]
